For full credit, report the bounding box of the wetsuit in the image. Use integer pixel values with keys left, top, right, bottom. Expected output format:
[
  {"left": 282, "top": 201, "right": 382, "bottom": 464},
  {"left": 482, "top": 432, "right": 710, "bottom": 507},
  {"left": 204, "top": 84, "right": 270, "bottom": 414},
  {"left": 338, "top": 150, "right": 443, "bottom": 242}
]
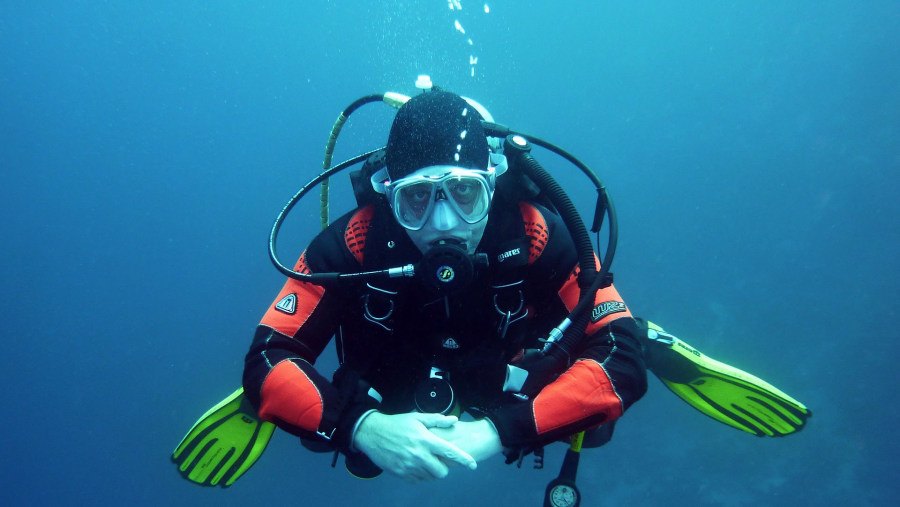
[{"left": 243, "top": 193, "right": 647, "bottom": 457}]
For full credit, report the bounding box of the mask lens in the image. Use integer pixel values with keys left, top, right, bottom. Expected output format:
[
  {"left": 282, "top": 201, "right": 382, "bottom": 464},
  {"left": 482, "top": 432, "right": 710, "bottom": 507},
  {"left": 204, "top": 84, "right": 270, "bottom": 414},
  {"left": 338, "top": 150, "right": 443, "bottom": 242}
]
[
  {"left": 389, "top": 168, "right": 493, "bottom": 230},
  {"left": 395, "top": 182, "right": 436, "bottom": 229},
  {"left": 444, "top": 176, "right": 489, "bottom": 221}
]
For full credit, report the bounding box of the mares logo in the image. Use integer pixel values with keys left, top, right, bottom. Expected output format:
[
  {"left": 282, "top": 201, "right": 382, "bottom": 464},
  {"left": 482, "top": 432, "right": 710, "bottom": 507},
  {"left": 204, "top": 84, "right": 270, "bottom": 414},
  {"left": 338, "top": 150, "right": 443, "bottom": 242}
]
[
  {"left": 591, "top": 301, "right": 626, "bottom": 322},
  {"left": 497, "top": 247, "right": 521, "bottom": 263}
]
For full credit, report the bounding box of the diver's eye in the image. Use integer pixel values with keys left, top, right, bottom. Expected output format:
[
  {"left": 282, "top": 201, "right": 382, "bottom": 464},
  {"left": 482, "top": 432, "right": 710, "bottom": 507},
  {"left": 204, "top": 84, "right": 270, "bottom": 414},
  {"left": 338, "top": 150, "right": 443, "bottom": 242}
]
[
  {"left": 401, "top": 184, "right": 432, "bottom": 203},
  {"left": 448, "top": 180, "right": 478, "bottom": 204},
  {"left": 398, "top": 183, "right": 434, "bottom": 218},
  {"left": 409, "top": 189, "right": 431, "bottom": 203}
]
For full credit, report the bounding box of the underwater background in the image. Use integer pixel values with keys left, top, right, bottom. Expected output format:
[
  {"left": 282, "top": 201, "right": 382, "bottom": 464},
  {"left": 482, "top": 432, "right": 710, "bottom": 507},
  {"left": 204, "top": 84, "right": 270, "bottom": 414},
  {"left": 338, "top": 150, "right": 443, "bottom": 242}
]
[{"left": 2, "top": 1, "right": 897, "bottom": 505}]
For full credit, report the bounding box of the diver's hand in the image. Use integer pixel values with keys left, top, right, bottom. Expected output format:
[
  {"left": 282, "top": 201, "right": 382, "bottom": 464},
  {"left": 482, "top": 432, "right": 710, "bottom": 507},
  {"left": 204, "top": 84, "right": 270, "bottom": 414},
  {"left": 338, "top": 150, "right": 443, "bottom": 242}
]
[
  {"left": 352, "top": 411, "right": 477, "bottom": 482},
  {"left": 429, "top": 418, "right": 504, "bottom": 462}
]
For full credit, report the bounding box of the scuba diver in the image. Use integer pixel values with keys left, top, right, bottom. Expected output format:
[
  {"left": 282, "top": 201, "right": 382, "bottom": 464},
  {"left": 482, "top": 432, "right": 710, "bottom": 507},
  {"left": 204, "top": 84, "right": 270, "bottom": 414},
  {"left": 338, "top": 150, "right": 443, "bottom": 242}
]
[
  {"left": 173, "top": 82, "right": 810, "bottom": 506},
  {"left": 244, "top": 89, "right": 646, "bottom": 480}
]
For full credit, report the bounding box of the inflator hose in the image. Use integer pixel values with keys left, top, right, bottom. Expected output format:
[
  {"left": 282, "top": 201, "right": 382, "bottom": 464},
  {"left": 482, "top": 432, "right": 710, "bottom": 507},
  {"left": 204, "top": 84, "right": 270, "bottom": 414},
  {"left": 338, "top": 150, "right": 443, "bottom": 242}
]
[
  {"left": 518, "top": 153, "right": 596, "bottom": 360},
  {"left": 520, "top": 153, "right": 597, "bottom": 282}
]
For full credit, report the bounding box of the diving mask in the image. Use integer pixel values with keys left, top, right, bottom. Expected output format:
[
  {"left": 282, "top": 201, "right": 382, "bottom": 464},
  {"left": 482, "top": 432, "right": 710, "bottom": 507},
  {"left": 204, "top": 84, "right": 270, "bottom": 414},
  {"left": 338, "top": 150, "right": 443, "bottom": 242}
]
[{"left": 373, "top": 154, "right": 508, "bottom": 231}]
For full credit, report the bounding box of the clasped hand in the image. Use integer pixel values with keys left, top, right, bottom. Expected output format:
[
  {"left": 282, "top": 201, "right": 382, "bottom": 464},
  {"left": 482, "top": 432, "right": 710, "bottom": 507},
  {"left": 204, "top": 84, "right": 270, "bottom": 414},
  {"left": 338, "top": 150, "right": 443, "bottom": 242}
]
[{"left": 352, "top": 411, "right": 477, "bottom": 482}]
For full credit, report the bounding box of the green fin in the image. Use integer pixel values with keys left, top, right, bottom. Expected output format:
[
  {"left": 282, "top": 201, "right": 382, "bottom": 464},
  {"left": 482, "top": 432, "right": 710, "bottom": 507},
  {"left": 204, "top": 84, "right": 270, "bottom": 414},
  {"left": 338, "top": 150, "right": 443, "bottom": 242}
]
[
  {"left": 639, "top": 320, "right": 811, "bottom": 437},
  {"left": 171, "top": 387, "right": 275, "bottom": 487}
]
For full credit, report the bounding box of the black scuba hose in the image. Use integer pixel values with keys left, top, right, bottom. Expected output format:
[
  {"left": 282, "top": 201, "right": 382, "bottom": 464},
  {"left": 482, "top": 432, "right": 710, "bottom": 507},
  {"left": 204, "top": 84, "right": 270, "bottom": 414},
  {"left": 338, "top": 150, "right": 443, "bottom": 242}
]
[
  {"left": 526, "top": 135, "right": 603, "bottom": 189},
  {"left": 526, "top": 134, "right": 614, "bottom": 240},
  {"left": 487, "top": 124, "right": 619, "bottom": 361},
  {"left": 520, "top": 153, "right": 597, "bottom": 282},
  {"left": 272, "top": 149, "right": 385, "bottom": 283},
  {"left": 485, "top": 123, "right": 613, "bottom": 235},
  {"left": 519, "top": 153, "right": 596, "bottom": 360},
  {"left": 531, "top": 152, "right": 617, "bottom": 329}
]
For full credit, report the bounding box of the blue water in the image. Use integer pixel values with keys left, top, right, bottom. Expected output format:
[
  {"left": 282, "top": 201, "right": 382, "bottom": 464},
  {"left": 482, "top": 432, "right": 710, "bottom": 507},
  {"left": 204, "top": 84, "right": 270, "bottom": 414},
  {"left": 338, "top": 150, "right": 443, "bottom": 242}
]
[{"left": 2, "top": 1, "right": 897, "bottom": 505}]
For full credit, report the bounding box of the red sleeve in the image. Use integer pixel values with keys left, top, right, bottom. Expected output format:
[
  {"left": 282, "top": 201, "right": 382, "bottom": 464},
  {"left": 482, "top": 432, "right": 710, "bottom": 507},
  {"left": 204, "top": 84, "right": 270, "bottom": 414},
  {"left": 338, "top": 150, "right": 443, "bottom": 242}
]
[
  {"left": 487, "top": 204, "right": 646, "bottom": 448},
  {"left": 244, "top": 207, "right": 380, "bottom": 449},
  {"left": 258, "top": 359, "right": 326, "bottom": 433},
  {"left": 488, "top": 320, "right": 645, "bottom": 448},
  {"left": 531, "top": 358, "right": 624, "bottom": 435},
  {"left": 244, "top": 249, "right": 340, "bottom": 439}
]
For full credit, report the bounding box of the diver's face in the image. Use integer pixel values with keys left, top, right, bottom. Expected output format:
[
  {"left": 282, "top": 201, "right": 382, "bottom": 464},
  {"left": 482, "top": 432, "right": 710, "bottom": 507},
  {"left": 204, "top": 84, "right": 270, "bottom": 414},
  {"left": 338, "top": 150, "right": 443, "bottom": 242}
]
[{"left": 388, "top": 165, "right": 493, "bottom": 255}]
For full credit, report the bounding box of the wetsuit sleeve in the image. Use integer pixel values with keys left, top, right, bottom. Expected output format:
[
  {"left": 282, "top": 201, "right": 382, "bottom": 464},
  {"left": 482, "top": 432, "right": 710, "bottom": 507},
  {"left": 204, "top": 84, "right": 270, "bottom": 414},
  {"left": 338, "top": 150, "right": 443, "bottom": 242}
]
[
  {"left": 489, "top": 318, "right": 647, "bottom": 448},
  {"left": 242, "top": 206, "right": 380, "bottom": 451},
  {"left": 486, "top": 203, "right": 648, "bottom": 449}
]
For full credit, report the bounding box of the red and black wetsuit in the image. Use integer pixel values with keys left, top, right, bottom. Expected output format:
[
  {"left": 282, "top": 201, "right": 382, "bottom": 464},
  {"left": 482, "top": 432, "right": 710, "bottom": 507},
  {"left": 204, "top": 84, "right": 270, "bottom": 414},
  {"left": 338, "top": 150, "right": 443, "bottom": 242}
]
[{"left": 243, "top": 194, "right": 647, "bottom": 456}]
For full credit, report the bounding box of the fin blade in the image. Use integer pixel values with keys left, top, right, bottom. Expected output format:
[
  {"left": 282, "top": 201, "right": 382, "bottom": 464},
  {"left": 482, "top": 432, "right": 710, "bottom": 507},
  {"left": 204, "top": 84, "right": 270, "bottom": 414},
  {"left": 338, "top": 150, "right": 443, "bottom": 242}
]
[
  {"left": 172, "top": 387, "right": 275, "bottom": 487},
  {"left": 224, "top": 420, "right": 276, "bottom": 486},
  {"left": 172, "top": 388, "right": 245, "bottom": 459},
  {"left": 661, "top": 379, "right": 767, "bottom": 435},
  {"left": 646, "top": 322, "right": 811, "bottom": 437}
]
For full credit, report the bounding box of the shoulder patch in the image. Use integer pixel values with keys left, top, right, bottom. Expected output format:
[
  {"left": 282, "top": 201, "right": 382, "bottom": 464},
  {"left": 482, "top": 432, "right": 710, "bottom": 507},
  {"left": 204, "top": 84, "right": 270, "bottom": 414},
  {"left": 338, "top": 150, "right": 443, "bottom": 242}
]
[
  {"left": 275, "top": 293, "right": 298, "bottom": 314},
  {"left": 518, "top": 202, "right": 549, "bottom": 265},
  {"left": 345, "top": 205, "right": 375, "bottom": 265},
  {"left": 591, "top": 301, "right": 627, "bottom": 322}
]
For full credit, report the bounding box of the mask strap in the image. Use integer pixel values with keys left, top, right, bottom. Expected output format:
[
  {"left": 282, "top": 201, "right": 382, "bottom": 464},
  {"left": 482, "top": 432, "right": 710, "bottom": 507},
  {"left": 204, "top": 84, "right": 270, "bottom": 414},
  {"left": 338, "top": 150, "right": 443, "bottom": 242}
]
[
  {"left": 370, "top": 167, "right": 390, "bottom": 195},
  {"left": 490, "top": 153, "right": 508, "bottom": 178}
]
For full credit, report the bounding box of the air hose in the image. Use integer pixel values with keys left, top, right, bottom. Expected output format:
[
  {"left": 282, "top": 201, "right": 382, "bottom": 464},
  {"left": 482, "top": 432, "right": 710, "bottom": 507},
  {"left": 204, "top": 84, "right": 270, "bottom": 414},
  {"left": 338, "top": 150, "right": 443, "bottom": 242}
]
[
  {"left": 319, "top": 93, "right": 409, "bottom": 228},
  {"left": 499, "top": 134, "right": 615, "bottom": 362}
]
